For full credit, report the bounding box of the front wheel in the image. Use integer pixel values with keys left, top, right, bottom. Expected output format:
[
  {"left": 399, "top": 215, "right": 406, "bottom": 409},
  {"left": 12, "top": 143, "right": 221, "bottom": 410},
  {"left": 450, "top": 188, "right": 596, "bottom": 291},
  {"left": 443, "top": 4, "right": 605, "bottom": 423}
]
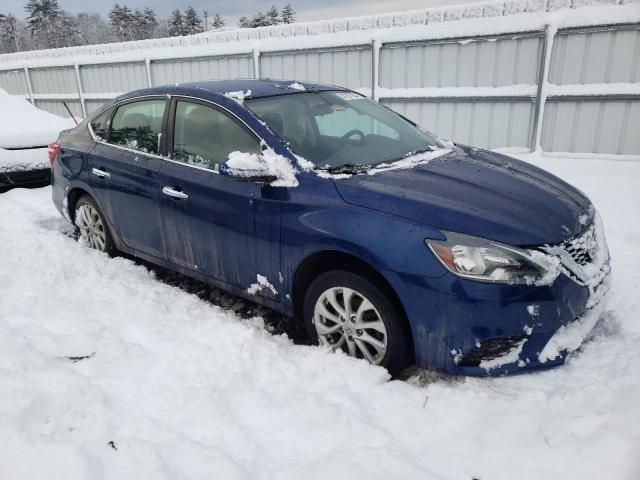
[
  {"left": 303, "top": 270, "right": 412, "bottom": 376},
  {"left": 74, "top": 195, "right": 115, "bottom": 255}
]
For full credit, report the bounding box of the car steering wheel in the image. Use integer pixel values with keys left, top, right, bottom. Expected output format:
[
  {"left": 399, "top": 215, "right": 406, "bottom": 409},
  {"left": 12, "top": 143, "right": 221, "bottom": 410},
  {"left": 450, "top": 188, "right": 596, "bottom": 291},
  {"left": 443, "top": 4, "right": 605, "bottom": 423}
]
[{"left": 340, "top": 129, "right": 365, "bottom": 144}]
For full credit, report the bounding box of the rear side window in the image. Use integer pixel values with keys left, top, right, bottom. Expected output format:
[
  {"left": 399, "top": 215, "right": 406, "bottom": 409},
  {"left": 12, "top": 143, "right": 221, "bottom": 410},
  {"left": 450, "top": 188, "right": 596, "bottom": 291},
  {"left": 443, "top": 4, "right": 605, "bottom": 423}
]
[
  {"left": 172, "top": 101, "right": 260, "bottom": 171},
  {"left": 89, "top": 108, "right": 112, "bottom": 141},
  {"left": 109, "top": 99, "right": 166, "bottom": 154}
]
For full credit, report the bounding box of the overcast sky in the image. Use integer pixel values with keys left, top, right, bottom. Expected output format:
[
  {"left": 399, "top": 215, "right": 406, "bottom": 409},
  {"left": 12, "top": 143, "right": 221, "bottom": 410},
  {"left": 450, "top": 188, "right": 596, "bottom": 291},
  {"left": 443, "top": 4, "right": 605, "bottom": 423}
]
[{"left": 1, "top": 0, "right": 478, "bottom": 22}]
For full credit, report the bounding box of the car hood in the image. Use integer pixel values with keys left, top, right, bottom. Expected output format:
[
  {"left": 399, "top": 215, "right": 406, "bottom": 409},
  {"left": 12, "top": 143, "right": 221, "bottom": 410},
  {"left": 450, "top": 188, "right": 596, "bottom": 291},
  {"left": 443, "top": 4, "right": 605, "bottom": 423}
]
[{"left": 332, "top": 147, "right": 593, "bottom": 246}]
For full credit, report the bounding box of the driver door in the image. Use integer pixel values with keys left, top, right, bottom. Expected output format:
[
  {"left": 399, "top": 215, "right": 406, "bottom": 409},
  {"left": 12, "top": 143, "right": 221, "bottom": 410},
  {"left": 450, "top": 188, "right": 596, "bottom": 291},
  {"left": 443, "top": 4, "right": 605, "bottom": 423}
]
[{"left": 157, "top": 98, "right": 281, "bottom": 298}]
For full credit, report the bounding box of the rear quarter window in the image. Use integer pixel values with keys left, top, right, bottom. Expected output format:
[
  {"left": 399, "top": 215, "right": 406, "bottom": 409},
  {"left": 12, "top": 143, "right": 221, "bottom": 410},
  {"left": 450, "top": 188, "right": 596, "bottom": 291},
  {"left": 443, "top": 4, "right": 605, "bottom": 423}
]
[
  {"left": 89, "top": 108, "right": 112, "bottom": 141},
  {"left": 109, "top": 99, "right": 167, "bottom": 155}
]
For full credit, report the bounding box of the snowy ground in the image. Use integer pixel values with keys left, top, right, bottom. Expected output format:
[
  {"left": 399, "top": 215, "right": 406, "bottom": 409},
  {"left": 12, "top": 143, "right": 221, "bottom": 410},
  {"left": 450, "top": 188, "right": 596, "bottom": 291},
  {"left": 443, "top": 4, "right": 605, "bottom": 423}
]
[{"left": 0, "top": 153, "right": 639, "bottom": 480}]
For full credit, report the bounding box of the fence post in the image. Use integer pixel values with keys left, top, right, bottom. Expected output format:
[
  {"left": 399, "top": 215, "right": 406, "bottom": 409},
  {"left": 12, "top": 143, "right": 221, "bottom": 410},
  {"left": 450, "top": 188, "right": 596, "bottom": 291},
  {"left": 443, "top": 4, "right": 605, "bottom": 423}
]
[
  {"left": 371, "top": 38, "right": 381, "bottom": 101},
  {"left": 73, "top": 62, "right": 86, "bottom": 118},
  {"left": 530, "top": 24, "right": 554, "bottom": 153},
  {"left": 252, "top": 48, "right": 261, "bottom": 79},
  {"left": 145, "top": 58, "right": 152, "bottom": 87},
  {"left": 23, "top": 66, "right": 34, "bottom": 105}
]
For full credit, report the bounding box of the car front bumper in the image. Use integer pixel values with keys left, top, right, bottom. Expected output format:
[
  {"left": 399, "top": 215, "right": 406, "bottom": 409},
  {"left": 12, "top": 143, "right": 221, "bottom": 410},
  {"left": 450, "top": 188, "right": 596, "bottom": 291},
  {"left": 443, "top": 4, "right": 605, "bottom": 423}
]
[{"left": 386, "top": 259, "right": 611, "bottom": 376}]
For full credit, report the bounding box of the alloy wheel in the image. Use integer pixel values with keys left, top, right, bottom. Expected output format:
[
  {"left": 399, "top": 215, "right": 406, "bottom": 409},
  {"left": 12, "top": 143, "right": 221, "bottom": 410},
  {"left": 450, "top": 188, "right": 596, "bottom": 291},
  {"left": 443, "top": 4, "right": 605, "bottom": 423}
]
[
  {"left": 313, "top": 286, "right": 388, "bottom": 364},
  {"left": 75, "top": 204, "right": 107, "bottom": 251}
]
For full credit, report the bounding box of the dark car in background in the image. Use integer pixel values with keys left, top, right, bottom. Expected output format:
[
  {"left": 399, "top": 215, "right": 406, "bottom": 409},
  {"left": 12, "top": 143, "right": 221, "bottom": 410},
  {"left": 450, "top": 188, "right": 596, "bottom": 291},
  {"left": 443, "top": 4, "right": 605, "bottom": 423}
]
[{"left": 49, "top": 79, "right": 610, "bottom": 376}]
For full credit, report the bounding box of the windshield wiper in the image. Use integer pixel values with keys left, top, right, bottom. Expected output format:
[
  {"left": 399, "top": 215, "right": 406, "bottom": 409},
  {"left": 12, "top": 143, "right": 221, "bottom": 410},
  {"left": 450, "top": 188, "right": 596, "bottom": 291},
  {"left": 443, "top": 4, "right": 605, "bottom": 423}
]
[
  {"left": 369, "top": 147, "right": 445, "bottom": 170},
  {"left": 324, "top": 163, "right": 370, "bottom": 174}
]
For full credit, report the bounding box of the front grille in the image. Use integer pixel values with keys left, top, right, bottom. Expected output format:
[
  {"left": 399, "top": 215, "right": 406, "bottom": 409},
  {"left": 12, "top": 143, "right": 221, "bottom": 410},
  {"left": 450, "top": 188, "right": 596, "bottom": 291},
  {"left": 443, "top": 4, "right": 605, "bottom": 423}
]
[
  {"left": 457, "top": 335, "right": 526, "bottom": 367},
  {"left": 558, "top": 223, "right": 597, "bottom": 266}
]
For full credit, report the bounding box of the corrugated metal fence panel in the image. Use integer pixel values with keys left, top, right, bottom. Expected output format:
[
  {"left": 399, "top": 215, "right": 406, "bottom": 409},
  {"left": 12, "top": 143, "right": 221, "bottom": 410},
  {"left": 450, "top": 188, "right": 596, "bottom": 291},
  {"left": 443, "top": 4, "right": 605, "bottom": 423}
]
[
  {"left": 35, "top": 99, "right": 82, "bottom": 118},
  {"left": 541, "top": 99, "right": 640, "bottom": 155},
  {"left": 549, "top": 25, "right": 640, "bottom": 84},
  {"left": 151, "top": 55, "right": 254, "bottom": 85},
  {"left": 383, "top": 99, "right": 535, "bottom": 148},
  {"left": 260, "top": 47, "right": 372, "bottom": 90},
  {"left": 379, "top": 34, "right": 543, "bottom": 88},
  {"left": 0, "top": 69, "right": 29, "bottom": 94},
  {"left": 85, "top": 99, "right": 110, "bottom": 115},
  {"left": 80, "top": 62, "right": 148, "bottom": 93},
  {"left": 29, "top": 67, "right": 77, "bottom": 94}
]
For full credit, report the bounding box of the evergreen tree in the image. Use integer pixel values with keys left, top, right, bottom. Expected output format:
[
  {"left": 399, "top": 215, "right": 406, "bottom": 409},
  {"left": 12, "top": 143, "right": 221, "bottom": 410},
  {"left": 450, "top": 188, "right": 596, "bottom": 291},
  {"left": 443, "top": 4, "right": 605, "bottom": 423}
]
[
  {"left": 167, "top": 8, "right": 184, "bottom": 36},
  {"left": 281, "top": 4, "right": 295, "bottom": 24},
  {"left": 141, "top": 7, "right": 157, "bottom": 38},
  {"left": 265, "top": 5, "right": 279, "bottom": 26},
  {"left": 238, "top": 16, "right": 250, "bottom": 28},
  {"left": 109, "top": 4, "right": 131, "bottom": 41},
  {"left": 250, "top": 11, "right": 269, "bottom": 28},
  {"left": 183, "top": 6, "right": 203, "bottom": 35},
  {"left": 24, "top": 0, "right": 64, "bottom": 48},
  {"left": 211, "top": 13, "right": 225, "bottom": 29},
  {"left": 0, "top": 13, "right": 19, "bottom": 53}
]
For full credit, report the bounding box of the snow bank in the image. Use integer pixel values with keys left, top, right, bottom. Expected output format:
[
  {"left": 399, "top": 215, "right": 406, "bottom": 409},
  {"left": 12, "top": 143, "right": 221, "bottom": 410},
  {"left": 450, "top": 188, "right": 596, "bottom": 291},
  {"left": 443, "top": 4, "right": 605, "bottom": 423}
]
[
  {"left": 0, "top": 153, "right": 639, "bottom": 479},
  {"left": 0, "top": 88, "right": 75, "bottom": 149},
  {"left": 538, "top": 301, "right": 606, "bottom": 363}
]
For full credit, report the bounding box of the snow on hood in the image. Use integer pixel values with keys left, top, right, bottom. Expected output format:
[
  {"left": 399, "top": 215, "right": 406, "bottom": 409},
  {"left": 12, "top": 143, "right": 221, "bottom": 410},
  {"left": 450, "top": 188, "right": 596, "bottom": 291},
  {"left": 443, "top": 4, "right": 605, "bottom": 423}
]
[
  {"left": 0, "top": 88, "right": 76, "bottom": 149},
  {"left": 367, "top": 147, "right": 452, "bottom": 175}
]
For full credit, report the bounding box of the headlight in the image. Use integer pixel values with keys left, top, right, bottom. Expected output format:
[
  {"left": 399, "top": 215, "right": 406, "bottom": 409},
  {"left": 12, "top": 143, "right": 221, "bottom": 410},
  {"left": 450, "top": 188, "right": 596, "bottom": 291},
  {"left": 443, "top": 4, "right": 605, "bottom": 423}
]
[{"left": 426, "top": 232, "right": 559, "bottom": 285}]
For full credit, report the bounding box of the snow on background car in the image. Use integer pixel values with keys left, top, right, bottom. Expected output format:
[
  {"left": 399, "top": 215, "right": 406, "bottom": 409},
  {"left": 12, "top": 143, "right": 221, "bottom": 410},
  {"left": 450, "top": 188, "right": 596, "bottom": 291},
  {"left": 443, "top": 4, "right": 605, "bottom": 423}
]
[
  {"left": 0, "top": 88, "right": 76, "bottom": 173},
  {"left": 0, "top": 93, "right": 639, "bottom": 479}
]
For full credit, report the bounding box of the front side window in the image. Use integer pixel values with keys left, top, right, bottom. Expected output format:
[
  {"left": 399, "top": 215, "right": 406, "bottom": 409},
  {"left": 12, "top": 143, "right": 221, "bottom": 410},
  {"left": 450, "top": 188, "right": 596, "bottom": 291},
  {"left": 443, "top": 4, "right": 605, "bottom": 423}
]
[
  {"left": 89, "top": 108, "right": 112, "bottom": 141},
  {"left": 172, "top": 101, "right": 260, "bottom": 171},
  {"left": 109, "top": 99, "right": 166, "bottom": 154},
  {"left": 245, "top": 91, "right": 442, "bottom": 170}
]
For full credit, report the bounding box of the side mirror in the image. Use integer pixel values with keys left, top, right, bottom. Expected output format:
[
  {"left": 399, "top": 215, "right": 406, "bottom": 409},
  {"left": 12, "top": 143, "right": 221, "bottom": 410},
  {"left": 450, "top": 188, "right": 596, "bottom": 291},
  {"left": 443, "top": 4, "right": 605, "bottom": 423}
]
[
  {"left": 220, "top": 161, "right": 277, "bottom": 183},
  {"left": 220, "top": 152, "right": 278, "bottom": 184}
]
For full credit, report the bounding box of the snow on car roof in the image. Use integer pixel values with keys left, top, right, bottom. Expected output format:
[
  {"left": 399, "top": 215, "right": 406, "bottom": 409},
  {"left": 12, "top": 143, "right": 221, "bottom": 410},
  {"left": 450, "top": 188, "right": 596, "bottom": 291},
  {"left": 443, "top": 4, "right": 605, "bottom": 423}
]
[{"left": 116, "top": 79, "right": 348, "bottom": 103}]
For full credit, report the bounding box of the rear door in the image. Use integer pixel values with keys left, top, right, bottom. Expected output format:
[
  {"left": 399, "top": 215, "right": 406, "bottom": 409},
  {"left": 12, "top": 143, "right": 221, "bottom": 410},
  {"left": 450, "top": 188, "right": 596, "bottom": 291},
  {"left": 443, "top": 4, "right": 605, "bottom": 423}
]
[
  {"left": 157, "top": 97, "right": 281, "bottom": 297},
  {"left": 86, "top": 97, "right": 168, "bottom": 259}
]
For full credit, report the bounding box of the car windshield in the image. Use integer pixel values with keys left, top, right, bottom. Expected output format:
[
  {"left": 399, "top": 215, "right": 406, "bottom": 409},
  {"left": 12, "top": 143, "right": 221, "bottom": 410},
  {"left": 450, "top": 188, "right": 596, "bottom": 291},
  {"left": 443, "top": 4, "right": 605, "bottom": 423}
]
[{"left": 244, "top": 91, "right": 443, "bottom": 171}]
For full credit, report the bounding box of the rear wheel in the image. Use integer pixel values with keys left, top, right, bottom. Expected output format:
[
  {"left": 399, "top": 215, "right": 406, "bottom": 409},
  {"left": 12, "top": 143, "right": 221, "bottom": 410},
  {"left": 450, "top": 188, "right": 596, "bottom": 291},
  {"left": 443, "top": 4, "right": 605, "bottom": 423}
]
[
  {"left": 74, "top": 195, "right": 115, "bottom": 255},
  {"left": 303, "top": 270, "right": 412, "bottom": 376}
]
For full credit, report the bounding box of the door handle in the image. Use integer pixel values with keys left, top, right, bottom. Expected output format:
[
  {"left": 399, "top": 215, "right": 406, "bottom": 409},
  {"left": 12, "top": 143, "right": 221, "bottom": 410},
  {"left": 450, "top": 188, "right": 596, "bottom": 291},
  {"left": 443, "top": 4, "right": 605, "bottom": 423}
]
[
  {"left": 91, "top": 167, "right": 110, "bottom": 179},
  {"left": 162, "top": 186, "right": 189, "bottom": 199}
]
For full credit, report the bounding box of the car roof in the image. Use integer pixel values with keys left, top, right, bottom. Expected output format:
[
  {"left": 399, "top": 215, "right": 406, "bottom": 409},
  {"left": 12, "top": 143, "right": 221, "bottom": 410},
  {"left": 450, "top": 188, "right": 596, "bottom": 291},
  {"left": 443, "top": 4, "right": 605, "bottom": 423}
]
[{"left": 116, "top": 79, "right": 350, "bottom": 103}]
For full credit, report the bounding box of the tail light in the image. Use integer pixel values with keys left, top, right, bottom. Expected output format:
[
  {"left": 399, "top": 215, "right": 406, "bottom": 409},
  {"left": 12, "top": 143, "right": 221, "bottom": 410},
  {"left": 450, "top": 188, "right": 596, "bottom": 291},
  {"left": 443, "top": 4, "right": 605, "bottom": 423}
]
[{"left": 48, "top": 143, "right": 61, "bottom": 165}]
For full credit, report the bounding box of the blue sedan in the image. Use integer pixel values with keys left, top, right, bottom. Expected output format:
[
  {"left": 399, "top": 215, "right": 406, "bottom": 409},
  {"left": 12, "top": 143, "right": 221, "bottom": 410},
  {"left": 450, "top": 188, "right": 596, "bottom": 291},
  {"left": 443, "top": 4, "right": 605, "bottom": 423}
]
[{"left": 50, "top": 79, "right": 610, "bottom": 376}]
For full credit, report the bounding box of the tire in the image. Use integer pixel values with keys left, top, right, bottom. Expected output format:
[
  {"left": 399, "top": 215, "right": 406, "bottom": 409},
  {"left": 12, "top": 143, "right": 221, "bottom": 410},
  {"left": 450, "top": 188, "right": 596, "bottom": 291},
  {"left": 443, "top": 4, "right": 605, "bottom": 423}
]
[
  {"left": 303, "top": 270, "right": 412, "bottom": 376},
  {"left": 74, "top": 195, "right": 116, "bottom": 255}
]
